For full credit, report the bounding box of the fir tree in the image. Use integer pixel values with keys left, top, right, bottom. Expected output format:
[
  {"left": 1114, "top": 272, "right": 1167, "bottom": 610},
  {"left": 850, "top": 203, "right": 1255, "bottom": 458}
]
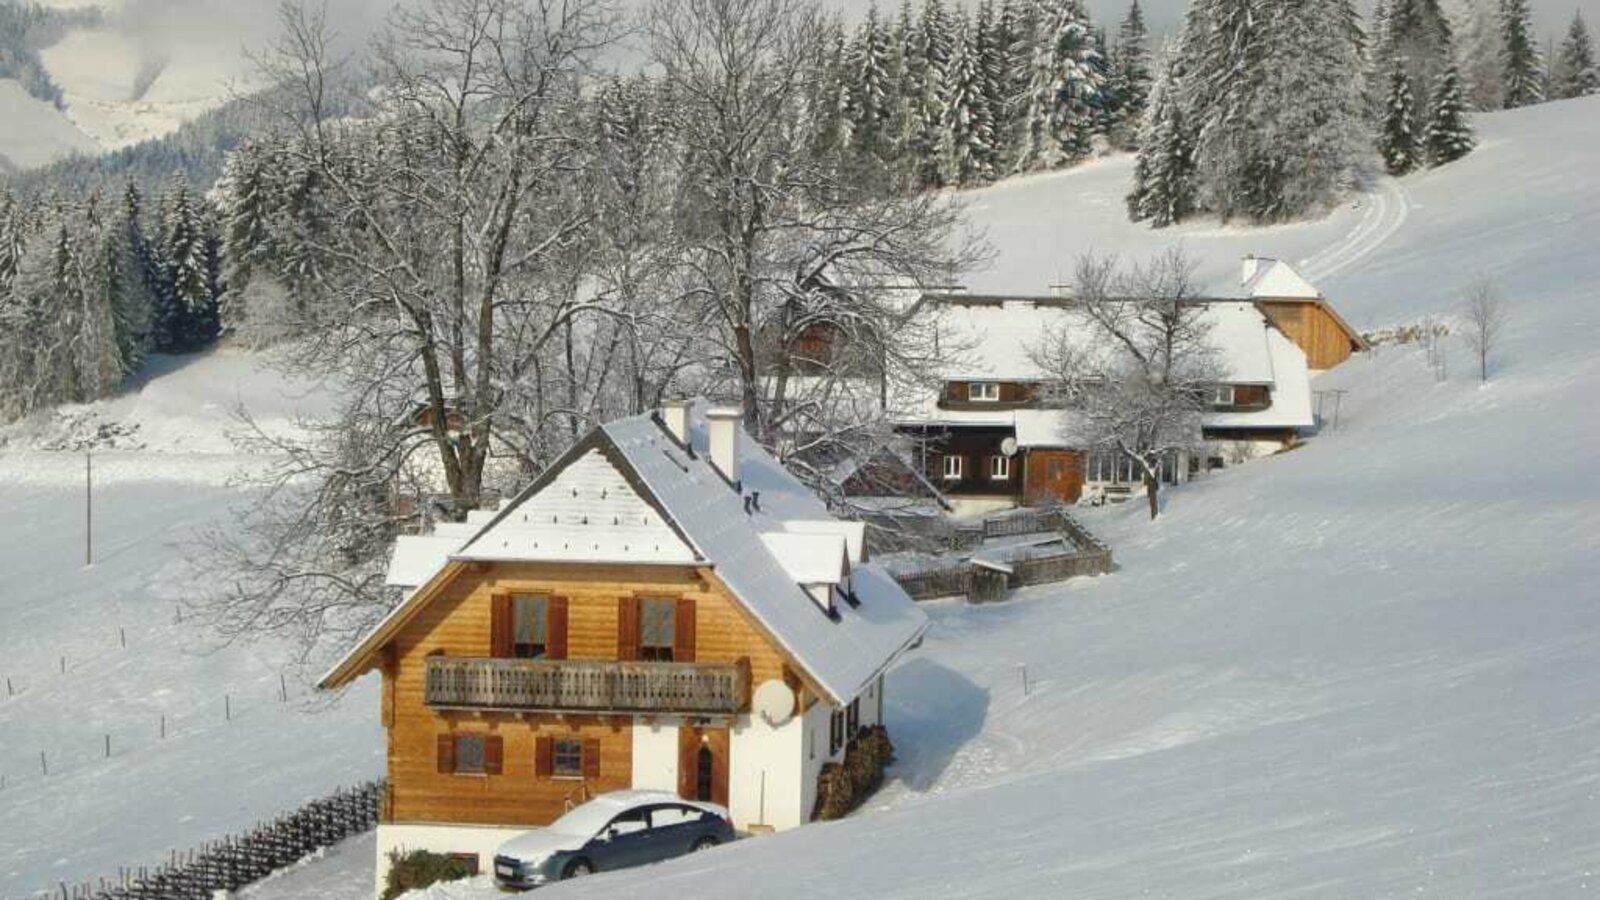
[
  {"left": 909, "top": 0, "right": 957, "bottom": 187},
  {"left": 1378, "top": 57, "right": 1422, "bottom": 174},
  {"left": 218, "top": 143, "right": 273, "bottom": 321},
  {"left": 848, "top": 5, "right": 895, "bottom": 162},
  {"left": 1126, "top": 52, "right": 1196, "bottom": 227},
  {"left": 939, "top": 16, "right": 997, "bottom": 185},
  {"left": 1014, "top": 0, "right": 1103, "bottom": 172},
  {"left": 1107, "top": 0, "right": 1152, "bottom": 148},
  {"left": 155, "top": 175, "right": 220, "bottom": 353},
  {"left": 1498, "top": 0, "right": 1544, "bottom": 108},
  {"left": 1551, "top": 11, "right": 1599, "bottom": 99},
  {"left": 1423, "top": 61, "right": 1476, "bottom": 165},
  {"left": 1180, "top": 0, "right": 1267, "bottom": 220}
]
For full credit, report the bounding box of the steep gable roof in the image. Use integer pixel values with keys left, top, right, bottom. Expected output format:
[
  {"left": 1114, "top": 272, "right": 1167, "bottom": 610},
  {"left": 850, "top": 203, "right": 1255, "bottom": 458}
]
[{"left": 320, "top": 408, "right": 928, "bottom": 706}]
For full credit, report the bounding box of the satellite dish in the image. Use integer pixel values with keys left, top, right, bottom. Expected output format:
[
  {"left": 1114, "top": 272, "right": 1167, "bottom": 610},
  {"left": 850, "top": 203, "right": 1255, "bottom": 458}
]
[
  {"left": 1000, "top": 437, "right": 1019, "bottom": 458},
  {"left": 753, "top": 680, "right": 795, "bottom": 726}
]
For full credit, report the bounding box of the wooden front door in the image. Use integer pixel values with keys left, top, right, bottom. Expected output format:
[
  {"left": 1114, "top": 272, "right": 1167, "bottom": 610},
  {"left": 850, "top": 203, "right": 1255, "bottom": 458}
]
[
  {"left": 677, "top": 725, "right": 730, "bottom": 807},
  {"left": 1024, "top": 449, "right": 1084, "bottom": 505}
]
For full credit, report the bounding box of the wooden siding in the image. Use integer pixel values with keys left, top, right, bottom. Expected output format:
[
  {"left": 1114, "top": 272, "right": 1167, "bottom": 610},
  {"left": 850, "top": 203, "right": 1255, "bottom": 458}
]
[
  {"left": 1257, "top": 301, "right": 1359, "bottom": 370},
  {"left": 1023, "top": 449, "right": 1084, "bottom": 505},
  {"left": 385, "top": 561, "right": 795, "bottom": 827},
  {"left": 922, "top": 428, "right": 1023, "bottom": 497},
  {"left": 938, "top": 381, "right": 1044, "bottom": 410}
]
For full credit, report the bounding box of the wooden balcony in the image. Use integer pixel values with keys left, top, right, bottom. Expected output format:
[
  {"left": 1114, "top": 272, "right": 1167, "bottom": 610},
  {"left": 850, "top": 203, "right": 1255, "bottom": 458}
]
[{"left": 424, "top": 656, "right": 750, "bottom": 715}]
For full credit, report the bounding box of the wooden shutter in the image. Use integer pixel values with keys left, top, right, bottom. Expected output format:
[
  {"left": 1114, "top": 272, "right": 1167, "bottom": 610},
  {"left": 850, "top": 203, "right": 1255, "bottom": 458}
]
[
  {"left": 677, "top": 729, "right": 697, "bottom": 799},
  {"left": 484, "top": 735, "right": 504, "bottom": 775},
  {"left": 710, "top": 731, "right": 730, "bottom": 807},
  {"left": 673, "top": 598, "right": 697, "bottom": 663},
  {"left": 617, "top": 597, "right": 640, "bottom": 661},
  {"left": 546, "top": 596, "right": 569, "bottom": 660},
  {"left": 582, "top": 738, "right": 602, "bottom": 779},
  {"left": 436, "top": 734, "right": 456, "bottom": 774},
  {"left": 490, "top": 593, "right": 514, "bottom": 658},
  {"left": 534, "top": 736, "right": 553, "bottom": 778}
]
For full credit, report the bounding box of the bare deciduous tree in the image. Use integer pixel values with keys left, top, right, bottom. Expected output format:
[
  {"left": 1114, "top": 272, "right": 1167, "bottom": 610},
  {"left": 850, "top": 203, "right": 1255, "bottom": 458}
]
[
  {"left": 1461, "top": 277, "right": 1506, "bottom": 383},
  {"left": 1031, "top": 248, "right": 1221, "bottom": 520}
]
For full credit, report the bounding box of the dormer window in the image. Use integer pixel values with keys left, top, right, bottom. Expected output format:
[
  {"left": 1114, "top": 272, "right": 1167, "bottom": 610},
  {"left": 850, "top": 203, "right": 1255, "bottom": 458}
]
[
  {"left": 1210, "top": 385, "right": 1236, "bottom": 407},
  {"left": 968, "top": 382, "right": 1001, "bottom": 402}
]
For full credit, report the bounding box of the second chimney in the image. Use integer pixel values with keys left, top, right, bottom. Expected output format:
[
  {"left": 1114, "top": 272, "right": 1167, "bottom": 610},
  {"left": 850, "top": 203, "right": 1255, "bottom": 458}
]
[
  {"left": 705, "top": 407, "right": 743, "bottom": 487},
  {"left": 661, "top": 399, "right": 690, "bottom": 446}
]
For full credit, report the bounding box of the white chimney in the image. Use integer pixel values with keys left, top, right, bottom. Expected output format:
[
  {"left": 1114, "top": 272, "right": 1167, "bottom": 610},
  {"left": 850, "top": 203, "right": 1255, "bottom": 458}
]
[
  {"left": 705, "top": 407, "right": 743, "bottom": 486},
  {"left": 661, "top": 400, "right": 690, "bottom": 446},
  {"left": 1241, "top": 254, "right": 1262, "bottom": 286}
]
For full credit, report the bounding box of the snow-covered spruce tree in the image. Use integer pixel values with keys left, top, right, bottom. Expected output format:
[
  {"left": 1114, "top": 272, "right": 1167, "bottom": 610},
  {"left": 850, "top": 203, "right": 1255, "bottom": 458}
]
[
  {"left": 73, "top": 196, "right": 128, "bottom": 401},
  {"left": 216, "top": 141, "right": 275, "bottom": 335},
  {"left": 909, "top": 0, "right": 957, "bottom": 187},
  {"left": 1424, "top": 61, "right": 1477, "bottom": 164},
  {"left": 1031, "top": 248, "right": 1222, "bottom": 521},
  {"left": 1179, "top": 0, "right": 1266, "bottom": 222},
  {"left": 1378, "top": 0, "right": 1456, "bottom": 126},
  {"left": 1126, "top": 50, "right": 1197, "bottom": 227},
  {"left": 1498, "top": 0, "right": 1544, "bottom": 107},
  {"left": 1551, "top": 11, "right": 1599, "bottom": 99},
  {"left": 1378, "top": 56, "right": 1422, "bottom": 174},
  {"left": 811, "top": 22, "right": 856, "bottom": 163},
  {"left": 156, "top": 175, "right": 220, "bottom": 353},
  {"left": 938, "top": 15, "right": 997, "bottom": 185},
  {"left": 1447, "top": 0, "right": 1505, "bottom": 110},
  {"left": 1107, "top": 0, "right": 1152, "bottom": 149},
  {"left": 1013, "top": 0, "right": 1102, "bottom": 173},
  {"left": 848, "top": 5, "right": 895, "bottom": 164}
]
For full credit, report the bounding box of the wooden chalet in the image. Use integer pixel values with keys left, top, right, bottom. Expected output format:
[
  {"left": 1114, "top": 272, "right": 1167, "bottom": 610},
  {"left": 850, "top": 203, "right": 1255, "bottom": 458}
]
[{"left": 320, "top": 403, "right": 927, "bottom": 893}]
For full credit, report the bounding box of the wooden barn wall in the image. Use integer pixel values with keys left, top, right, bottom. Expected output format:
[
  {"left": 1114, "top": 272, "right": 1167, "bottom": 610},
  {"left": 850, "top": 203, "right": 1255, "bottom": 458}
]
[
  {"left": 384, "top": 562, "right": 794, "bottom": 827},
  {"left": 1258, "top": 302, "right": 1357, "bottom": 370}
]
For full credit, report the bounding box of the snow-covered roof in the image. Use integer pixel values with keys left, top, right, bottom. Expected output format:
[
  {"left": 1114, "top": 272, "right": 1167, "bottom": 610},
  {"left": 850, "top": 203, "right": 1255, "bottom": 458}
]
[
  {"left": 386, "top": 535, "right": 466, "bottom": 588},
  {"left": 926, "top": 297, "right": 1083, "bottom": 380},
  {"left": 1202, "top": 302, "right": 1277, "bottom": 385},
  {"left": 1241, "top": 257, "right": 1322, "bottom": 299},
  {"left": 1204, "top": 326, "right": 1315, "bottom": 430},
  {"left": 323, "top": 406, "right": 927, "bottom": 705}
]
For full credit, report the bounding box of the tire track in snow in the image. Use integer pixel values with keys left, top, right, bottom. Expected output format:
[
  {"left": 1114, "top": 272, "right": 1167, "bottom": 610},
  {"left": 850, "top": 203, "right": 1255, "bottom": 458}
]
[{"left": 1299, "top": 176, "right": 1410, "bottom": 284}]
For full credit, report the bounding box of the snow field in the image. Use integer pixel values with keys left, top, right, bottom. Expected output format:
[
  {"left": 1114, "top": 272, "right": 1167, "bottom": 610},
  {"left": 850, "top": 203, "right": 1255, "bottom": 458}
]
[{"left": 382, "top": 95, "right": 1600, "bottom": 900}]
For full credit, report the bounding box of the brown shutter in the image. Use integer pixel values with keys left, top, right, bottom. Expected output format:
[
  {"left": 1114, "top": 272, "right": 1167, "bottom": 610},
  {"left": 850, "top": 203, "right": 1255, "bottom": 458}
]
[
  {"left": 582, "top": 738, "right": 602, "bottom": 779},
  {"left": 617, "top": 597, "right": 640, "bottom": 661},
  {"left": 437, "top": 734, "right": 456, "bottom": 774},
  {"left": 711, "top": 732, "right": 730, "bottom": 807},
  {"left": 546, "top": 596, "right": 569, "bottom": 660},
  {"left": 677, "top": 730, "right": 697, "bottom": 799},
  {"left": 534, "top": 736, "right": 553, "bottom": 777},
  {"left": 490, "top": 593, "right": 514, "bottom": 658},
  {"left": 674, "top": 598, "right": 696, "bottom": 663},
  {"left": 484, "top": 735, "right": 504, "bottom": 775}
]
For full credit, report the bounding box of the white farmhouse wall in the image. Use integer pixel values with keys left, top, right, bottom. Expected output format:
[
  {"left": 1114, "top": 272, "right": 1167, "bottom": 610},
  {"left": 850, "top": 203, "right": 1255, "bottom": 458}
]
[
  {"left": 373, "top": 823, "right": 527, "bottom": 898},
  {"left": 729, "top": 710, "right": 805, "bottom": 831},
  {"left": 631, "top": 716, "right": 682, "bottom": 793}
]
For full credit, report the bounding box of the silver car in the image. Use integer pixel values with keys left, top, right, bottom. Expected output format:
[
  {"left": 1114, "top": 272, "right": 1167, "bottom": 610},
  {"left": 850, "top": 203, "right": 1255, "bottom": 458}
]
[{"left": 493, "top": 790, "right": 735, "bottom": 889}]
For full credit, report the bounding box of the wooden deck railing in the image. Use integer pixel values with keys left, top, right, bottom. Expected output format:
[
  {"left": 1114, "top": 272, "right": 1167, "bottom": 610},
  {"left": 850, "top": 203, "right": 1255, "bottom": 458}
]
[{"left": 424, "top": 656, "right": 750, "bottom": 715}]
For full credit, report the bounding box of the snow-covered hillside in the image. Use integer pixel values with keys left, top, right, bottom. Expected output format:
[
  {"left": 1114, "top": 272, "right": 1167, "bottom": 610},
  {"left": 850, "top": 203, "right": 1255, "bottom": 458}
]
[
  {"left": 382, "top": 97, "right": 1600, "bottom": 900},
  {"left": 0, "top": 349, "right": 383, "bottom": 900}
]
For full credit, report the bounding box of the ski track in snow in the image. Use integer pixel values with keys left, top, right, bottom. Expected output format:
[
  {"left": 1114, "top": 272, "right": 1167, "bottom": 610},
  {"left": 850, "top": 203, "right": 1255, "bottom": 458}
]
[{"left": 1298, "top": 176, "right": 1409, "bottom": 284}]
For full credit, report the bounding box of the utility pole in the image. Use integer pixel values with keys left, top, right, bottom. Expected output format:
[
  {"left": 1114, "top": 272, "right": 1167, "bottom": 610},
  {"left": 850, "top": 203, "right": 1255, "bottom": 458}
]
[{"left": 84, "top": 448, "right": 93, "bottom": 567}]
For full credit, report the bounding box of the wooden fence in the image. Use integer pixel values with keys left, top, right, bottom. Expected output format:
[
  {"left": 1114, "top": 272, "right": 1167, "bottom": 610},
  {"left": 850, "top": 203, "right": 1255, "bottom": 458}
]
[
  {"left": 886, "top": 507, "right": 1112, "bottom": 604},
  {"left": 25, "top": 781, "right": 383, "bottom": 900}
]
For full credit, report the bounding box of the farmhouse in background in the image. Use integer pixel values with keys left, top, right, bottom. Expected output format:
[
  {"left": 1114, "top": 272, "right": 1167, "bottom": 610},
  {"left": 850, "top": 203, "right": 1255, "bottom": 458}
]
[
  {"left": 880, "top": 258, "right": 1365, "bottom": 515},
  {"left": 318, "top": 403, "right": 927, "bottom": 894}
]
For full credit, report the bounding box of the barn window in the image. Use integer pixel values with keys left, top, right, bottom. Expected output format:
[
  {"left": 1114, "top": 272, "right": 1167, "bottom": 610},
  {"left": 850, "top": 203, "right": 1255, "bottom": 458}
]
[
  {"left": 942, "top": 455, "right": 964, "bottom": 480},
  {"left": 513, "top": 596, "right": 548, "bottom": 658},
  {"left": 968, "top": 382, "right": 1001, "bottom": 402},
  {"left": 455, "top": 735, "right": 486, "bottom": 774},
  {"left": 846, "top": 697, "right": 860, "bottom": 736},
  {"left": 829, "top": 708, "right": 846, "bottom": 756},
  {"left": 1210, "top": 385, "right": 1236, "bottom": 407},
  {"left": 640, "top": 599, "right": 676, "bottom": 661},
  {"left": 989, "top": 455, "right": 1011, "bottom": 480},
  {"left": 553, "top": 738, "right": 584, "bottom": 778}
]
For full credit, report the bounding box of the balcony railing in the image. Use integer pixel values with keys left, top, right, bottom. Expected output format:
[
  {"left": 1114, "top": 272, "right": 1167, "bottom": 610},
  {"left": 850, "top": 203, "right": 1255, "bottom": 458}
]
[{"left": 424, "top": 656, "right": 750, "bottom": 715}]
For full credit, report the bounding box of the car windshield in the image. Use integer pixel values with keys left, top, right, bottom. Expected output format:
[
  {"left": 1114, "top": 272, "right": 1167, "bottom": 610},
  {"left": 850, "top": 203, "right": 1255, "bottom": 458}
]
[{"left": 547, "top": 802, "right": 626, "bottom": 838}]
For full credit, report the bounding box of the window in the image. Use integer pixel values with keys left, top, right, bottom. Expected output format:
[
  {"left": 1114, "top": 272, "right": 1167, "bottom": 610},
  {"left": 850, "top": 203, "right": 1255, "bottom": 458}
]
[
  {"left": 513, "top": 595, "right": 547, "bottom": 658},
  {"left": 846, "top": 697, "right": 860, "bottom": 736},
  {"left": 1210, "top": 385, "right": 1236, "bottom": 407},
  {"left": 942, "top": 455, "right": 964, "bottom": 480},
  {"left": 990, "top": 455, "right": 1011, "bottom": 481},
  {"left": 640, "top": 598, "right": 676, "bottom": 661},
  {"left": 455, "top": 735, "right": 486, "bottom": 775},
  {"left": 552, "top": 738, "right": 584, "bottom": 779},
  {"left": 650, "top": 805, "right": 704, "bottom": 828},
  {"left": 968, "top": 382, "right": 1001, "bottom": 402},
  {"left": 829, "top": 708, "right": 845, "bottom": 756},
  {"left": 606, "top": 810, "right": 649, "bottom": 839}
]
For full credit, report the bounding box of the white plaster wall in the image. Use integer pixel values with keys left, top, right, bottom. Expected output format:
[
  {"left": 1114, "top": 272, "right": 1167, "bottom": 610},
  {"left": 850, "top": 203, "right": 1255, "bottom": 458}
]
[
  {"left": 373, "top": 823, "right": 529, "bottom": 899},
  {"left": 797, "top": 699, "right": 844, "bottom": 827},
  {"left": 631, "top": 716, "right": 682, "bottom": 792},
  {"left": 729, "top": 710, "right": 805, "bottom": 831}
]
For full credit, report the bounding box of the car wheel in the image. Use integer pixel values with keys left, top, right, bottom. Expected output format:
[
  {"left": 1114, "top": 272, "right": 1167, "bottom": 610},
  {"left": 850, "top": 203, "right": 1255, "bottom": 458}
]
[
  {"left": 562, "top": 859, "right": 594, "bottom": 879},
  {"left": 691, "top": 836, "right": 720, "bottom": 852}
]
